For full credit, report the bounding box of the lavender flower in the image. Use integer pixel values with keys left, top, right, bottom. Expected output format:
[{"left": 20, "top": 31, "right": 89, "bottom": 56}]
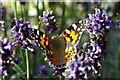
[
  {"left": 11, "top": 18, "right": 37, "bottom": 53},
  {"left": 0, "top": 38, "right": 14, "bottom": 76},
  {"left": 40, "top": 10, "right": 57, "bottom": 34},
  {"left": 39, "top": 64, "right": 48, "bottom": 77},
  {"left": 86, "top": 8, "right": 112, "bottom": 35},
  {"left": 86, "top": 8, "right": 112, "bottom": 54}
]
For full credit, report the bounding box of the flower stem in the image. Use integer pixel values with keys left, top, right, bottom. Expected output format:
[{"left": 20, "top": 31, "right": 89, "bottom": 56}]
[
  {"left": 20, "top": 49, "right": 26, "bottom": 70},
  {"left": 13, "top": 1, "right": 17, "bottom": 19},
  {"left": 21, "top": 5, "right": 26, "bottom": 21},
  {"left": 25, "top": 50, "right": 29, "bottom": 80},
  {"left": 59, "top": 76, "right": 62, "bottom": 80},
  {"left": 42, "top": 0, "right": 45, "bottom": 11},
  {"left": 2, "top": 75, "right": 5, "bottom": 80},
  {"left": 60, "top": 2, "right": 66, "bottom": 34},
  {"left": 11, "top": 61, "right": 24, "bottom": 78},
  {"left": 37, "top": 0, "right": 40, "bottom": 29}
]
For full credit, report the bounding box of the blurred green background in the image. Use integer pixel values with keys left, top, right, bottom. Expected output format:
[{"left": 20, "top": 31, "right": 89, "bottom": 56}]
[{"left": 0, "top": 0, "right": 120, "bottom": 79}]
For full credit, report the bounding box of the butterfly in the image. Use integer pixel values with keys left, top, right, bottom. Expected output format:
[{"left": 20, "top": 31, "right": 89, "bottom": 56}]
[{"left": 30, "top": 19, "right": 88, "bottom": 69}]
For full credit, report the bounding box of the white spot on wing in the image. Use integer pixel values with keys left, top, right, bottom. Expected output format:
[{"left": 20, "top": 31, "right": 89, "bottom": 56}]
[
  {"left": 79, "top": 32, "right": 83, "bottom": 35},
  {"left": 81, "top": 29, "right": 85, "bottom": 32},
  {"left": 79, "top": 20, "right": 82, "bottom": 23},
  {"left": 37, "top": 31, "right": 39, "bottom": 35},
  {"left": 77, "top": 28, "right": 80, "bottom": 31},
  {"left": 36, "top": 35, "right": 38, "bottom": 38},
  {"left": 80, "top": 26, "right": 83, "bottom": 28},
  {"left": 44, "top": 57, "right": 47, "bottom": 61},
  {"left": 72, "top": 24, "right": 77, "bottom": 30}
]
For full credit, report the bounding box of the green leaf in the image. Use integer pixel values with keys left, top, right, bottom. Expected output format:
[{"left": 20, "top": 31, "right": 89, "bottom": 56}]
[{"left": 11, "top": 61, "right": 24, "bottom": 78}]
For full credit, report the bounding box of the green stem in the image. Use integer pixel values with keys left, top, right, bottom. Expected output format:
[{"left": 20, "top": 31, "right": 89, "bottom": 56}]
[
  {"left": 20, "top": 49, "right": 26, "bottom": 70},
  {"left": 2, "top": 75, "right": 5, "bottom": 80},
  {"left": 11, "top": 61, "right": 24, "bottom": 78},
  {"left": 42, "top": 0, "right": 45, "bottom": 11},
  {"left": 21, "top": 5, "right": 26, "bottom": 21},
  {"left": 59, "top": 75, "right": 62, "bottom": 80},
  {"left": 37, "top": 0, "right": 40, "bottom": 29},
  {"left": 13, "top": 1, "right": 17, "bottom": 19},
  {"left": 60, "top": 2, "right": 66, "bottom": 34},
  {"left": 25, "top": 50, "right": 29, "bottom": 80}
]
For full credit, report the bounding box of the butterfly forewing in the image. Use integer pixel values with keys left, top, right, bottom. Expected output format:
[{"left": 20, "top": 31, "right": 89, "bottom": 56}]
[
  {"left": 30, "top": 29, "right": 51, "bottom": 49},
  {"left": 30, "top": 29, "right": 66, "bottom": 67},
  {"left": 59, "top": 19, "right": 88, "bottom": 45},
  {"left": 59, "top": 19, "right": 88, "bottom": 66}
]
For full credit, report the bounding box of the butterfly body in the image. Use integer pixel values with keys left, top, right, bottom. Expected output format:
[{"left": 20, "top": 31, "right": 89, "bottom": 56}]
[
  {"left": 31, "top": 19, "right": 88, "bottom": 68},
  {"left": 45, "top": 36, "right": 66, "bottom": 67}
]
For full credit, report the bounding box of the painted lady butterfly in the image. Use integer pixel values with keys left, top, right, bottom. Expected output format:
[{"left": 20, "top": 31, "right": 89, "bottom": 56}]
[{"left": 31, "top": 19, "right": 88, "bottom": 69}]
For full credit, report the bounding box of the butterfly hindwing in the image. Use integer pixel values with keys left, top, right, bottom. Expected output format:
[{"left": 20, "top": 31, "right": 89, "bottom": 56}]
[{"left": 30, "top": 29, "right": 65, "bottom": 67}]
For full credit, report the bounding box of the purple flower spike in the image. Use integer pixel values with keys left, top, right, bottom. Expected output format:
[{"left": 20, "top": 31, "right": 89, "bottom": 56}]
[
  {"left": 11, "top": 18, "right": 39, "bottom": 53},
  {"left": 0, "top": 38, "right": 13, "bottom": 53},
  {"left": 86, "top": 8, "right": 112, "bottom": 34},
  {"left": 40, "top": 10, "right": 57, "bottom": 34},
  {"left": 39, "top": 64, "right": 45, "bottom": 70},
  {"left": 4, "top": 42, "right": 13, "bottom": 50},
  {"left": 3, "top": 38, "right": 9, "bottom": 44},
  {"left": 0, "top": 38, "right": 14, "bottom": 76},
  {"left": 39, "top": 65, "right": 48, "bottom": 77}
]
